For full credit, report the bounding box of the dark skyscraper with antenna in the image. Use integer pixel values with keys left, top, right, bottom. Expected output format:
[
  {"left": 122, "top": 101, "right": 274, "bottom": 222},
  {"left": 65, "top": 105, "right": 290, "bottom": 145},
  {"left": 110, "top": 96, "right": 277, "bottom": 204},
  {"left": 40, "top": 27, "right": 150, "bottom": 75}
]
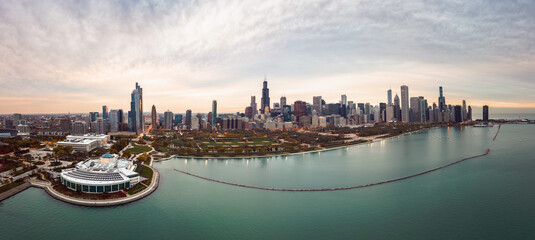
[
  {"left": 260, "top": 78, "right": 270, "bottom": 114},
  {"left": 438, "top": 86, "right": 446, "bottom": 111}
]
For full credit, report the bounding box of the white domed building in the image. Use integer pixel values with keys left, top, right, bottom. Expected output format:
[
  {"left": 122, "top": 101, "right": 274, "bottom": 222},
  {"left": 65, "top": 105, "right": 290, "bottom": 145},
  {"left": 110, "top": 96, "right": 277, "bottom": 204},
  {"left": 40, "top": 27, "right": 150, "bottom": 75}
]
[{"left": 60, "top": 153, "right": 141, "bottom": 193}]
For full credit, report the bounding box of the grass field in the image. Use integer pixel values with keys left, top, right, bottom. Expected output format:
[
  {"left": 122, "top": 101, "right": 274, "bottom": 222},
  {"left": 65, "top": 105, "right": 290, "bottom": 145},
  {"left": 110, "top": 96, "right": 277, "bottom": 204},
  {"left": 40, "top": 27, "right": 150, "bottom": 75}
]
[
  {"left": 198, "top": 139, "right": 275, "bottom": 147},
  {"left": 127, "top": 143, "right": 152, "bottom": 154}
]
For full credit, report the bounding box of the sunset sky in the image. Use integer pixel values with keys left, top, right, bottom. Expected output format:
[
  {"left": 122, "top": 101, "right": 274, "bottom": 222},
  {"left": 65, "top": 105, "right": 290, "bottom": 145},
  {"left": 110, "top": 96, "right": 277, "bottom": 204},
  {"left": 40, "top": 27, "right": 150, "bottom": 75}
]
[{"left": 1, "top": 0, "right": 534, "bottom": 114}]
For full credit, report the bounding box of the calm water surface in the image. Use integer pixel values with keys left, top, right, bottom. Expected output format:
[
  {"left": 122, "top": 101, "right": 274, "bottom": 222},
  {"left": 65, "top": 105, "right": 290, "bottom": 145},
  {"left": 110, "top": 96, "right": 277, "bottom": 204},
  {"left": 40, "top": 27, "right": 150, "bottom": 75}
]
[{"left": 1, "top": 125, "right": 534, "bottom": 239}]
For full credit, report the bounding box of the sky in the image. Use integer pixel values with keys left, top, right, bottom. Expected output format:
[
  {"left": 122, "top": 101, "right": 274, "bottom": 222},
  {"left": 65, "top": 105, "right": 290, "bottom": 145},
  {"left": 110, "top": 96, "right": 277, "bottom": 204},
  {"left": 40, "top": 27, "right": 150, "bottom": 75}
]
[{"left": 0, "top": 0, "right": 534, "bottom": 114}]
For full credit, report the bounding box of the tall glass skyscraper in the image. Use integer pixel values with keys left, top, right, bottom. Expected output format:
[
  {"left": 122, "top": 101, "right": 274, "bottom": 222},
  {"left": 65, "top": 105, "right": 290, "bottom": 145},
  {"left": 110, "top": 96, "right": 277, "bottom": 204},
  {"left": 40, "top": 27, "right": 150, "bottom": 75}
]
[
  {"left": 387, "top": 89, "right": 392, "bottom": 105},
  {"left": 212, "top": 100, "right": 217, "bottom": 129},
  {"left": 128, "top": 82, "right": 143, "bottom": 133}
]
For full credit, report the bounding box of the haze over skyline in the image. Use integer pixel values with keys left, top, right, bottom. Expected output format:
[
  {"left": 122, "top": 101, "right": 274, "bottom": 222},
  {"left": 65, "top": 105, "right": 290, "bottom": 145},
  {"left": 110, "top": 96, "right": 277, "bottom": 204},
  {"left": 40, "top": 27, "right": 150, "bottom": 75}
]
[{"left": 1, "top": 0, "right": 535, "bottom": 114}]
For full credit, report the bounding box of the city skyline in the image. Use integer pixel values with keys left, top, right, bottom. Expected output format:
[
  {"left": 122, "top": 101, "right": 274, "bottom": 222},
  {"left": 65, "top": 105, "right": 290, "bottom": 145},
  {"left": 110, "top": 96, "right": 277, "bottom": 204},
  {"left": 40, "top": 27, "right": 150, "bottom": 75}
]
[{"left": 1, "top": 1, "right": 535, "bottom": 114}]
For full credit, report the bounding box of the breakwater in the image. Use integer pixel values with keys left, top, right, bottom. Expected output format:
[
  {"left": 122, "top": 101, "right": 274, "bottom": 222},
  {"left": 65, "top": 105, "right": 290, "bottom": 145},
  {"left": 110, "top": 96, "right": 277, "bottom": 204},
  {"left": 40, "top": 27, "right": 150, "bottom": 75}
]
[
  {"left": 174, "top": 149, "right": 490, "bottom": 192},
  {"left": 493, "top": 125, "right": 501, "bottom": 141}
]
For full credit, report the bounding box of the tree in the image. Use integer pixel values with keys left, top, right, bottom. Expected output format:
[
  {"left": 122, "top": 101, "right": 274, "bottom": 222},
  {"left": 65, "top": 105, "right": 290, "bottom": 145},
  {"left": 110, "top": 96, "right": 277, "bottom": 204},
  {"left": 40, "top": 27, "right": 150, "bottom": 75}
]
[
  {"left": 123, "top": 150, "right": 132, "bottom": 159},
  {"left": 138, "top": 155, "right": 148, "bottom": 163},
  {"left": 109, "top": 148, "right": 119, "bottom": 154}
]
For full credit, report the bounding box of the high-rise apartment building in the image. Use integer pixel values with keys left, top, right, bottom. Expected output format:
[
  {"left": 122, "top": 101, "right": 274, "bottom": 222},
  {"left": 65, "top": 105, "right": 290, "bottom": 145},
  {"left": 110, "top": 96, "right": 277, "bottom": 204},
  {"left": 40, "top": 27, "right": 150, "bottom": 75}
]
[{"left": 483, "top": 105, "right": 489, "bottom": 122}]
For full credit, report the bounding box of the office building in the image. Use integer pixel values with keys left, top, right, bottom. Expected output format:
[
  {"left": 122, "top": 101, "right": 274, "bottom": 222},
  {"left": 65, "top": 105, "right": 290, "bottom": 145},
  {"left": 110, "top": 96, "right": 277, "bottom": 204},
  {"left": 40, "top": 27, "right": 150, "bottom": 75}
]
[
  {"left": 109, "top": 110, "right": 119, "bottom": 132},
  {"left": 185, "top": 109, "right": 192, "bottom": 129},
  {"left": 102, "top": 105, "right": 108, "bottom": 119},
  {"left": 280, "top": 96, "right": 287, "bottom": 108},
  {"left": 128, "top": 82, "right": 143, "bottom": 134},
  {"left": 174, "top": 114, "right": 183, "bottom": 126},
  {"left": 438, "top": 86, "right": 446, "bottom": 111},
  {"left": 72, "top": 121, "right": 88, "bottom": 135},
  {"left": 163, "top": 110, "right": 174, "bottom": 130},
  {"left": 401, "top": 85, "right": 410, "bottom": 122},
  {"left": 212, "top": 100, "right": 217, "bottom": 129},
  {"left": 151, "top": 105, "right": 158, "bottom": 130},
  {"left": 250, "top": 96, "right": 258, "bottom": 116},
  {"left": 260, "top": 78, "right": 270, "bottom": 114},
  {"left": 387, "top": 89, "right": 392, "bottom": 105},
  {"left": 89, "top": 112, "right": 99, "bottom": 122}
]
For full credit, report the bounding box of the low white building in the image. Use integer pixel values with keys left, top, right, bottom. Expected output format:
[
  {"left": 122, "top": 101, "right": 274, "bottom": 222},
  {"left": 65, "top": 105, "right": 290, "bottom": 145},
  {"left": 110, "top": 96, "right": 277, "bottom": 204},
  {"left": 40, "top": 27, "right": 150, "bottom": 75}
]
[{"left": 58, "top": 134, "right": 110, "bottom": 152}]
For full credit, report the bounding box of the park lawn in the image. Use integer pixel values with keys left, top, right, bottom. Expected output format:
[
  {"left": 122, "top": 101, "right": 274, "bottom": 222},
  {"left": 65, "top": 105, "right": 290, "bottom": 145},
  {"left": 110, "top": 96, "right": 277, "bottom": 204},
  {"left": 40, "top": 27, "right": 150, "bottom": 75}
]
[
  {"left": 198, "top": 139, "right": 276, "bottom": 147},
  {"left": 127, "top": 143, "right": 152, "bottom": 154},
  {"left": 126, "top": 183, "right": 146, "bottom": 195},
  {"left": 135, "top": 164, "right": 154, "bottom": 179}
]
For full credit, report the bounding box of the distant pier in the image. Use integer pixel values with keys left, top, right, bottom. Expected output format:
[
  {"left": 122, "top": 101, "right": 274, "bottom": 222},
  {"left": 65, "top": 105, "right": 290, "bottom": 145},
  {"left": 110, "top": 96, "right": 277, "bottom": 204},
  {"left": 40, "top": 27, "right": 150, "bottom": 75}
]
[{"left": 174, "top": 149, "right": 490, "bottom": 192}]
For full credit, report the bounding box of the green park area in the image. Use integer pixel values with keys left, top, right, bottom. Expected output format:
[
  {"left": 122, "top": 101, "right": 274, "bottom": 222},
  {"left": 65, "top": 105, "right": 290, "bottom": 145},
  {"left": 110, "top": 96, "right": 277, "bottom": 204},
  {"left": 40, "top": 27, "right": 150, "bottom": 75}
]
[{"left": 126, "top": 143, "right": 152, "bottom": 155}]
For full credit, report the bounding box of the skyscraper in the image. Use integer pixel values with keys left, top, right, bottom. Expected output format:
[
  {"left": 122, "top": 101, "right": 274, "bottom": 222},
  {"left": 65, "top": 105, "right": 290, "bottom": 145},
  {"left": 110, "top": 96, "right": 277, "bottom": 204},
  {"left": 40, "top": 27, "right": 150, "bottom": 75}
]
[
  {"left": 128, "top": 82, "right": 143, "bottom": 133},
  {"left": 212, "top": 100, "right": 217, "bottom": 129},
  {"left": 174, "top": 114, "right": 183, "bottom": 126},
  {"left": 117, "top": 109, "right": 124, "bottom": 124},
  {"left": 89, "top": 112, "right": 99, "bottom": 122},
  {"left": 151, "top": 105, "right": 158, "bottom": 130},
  {"left": 454, "top": 105, "right": 463, "bottom": 123},
  {"left": 341, "top": 94, "right": 347, "bottom": 106},
  {"left": 438, "top": 86, "right": 446, "bottom": 111},
  {"left": 250, "top": 96, "right": 258, "bottom": 116},
  {"left": 483, "top": 105, "right": 489, "bottom": 122},
  {"left": 394, "top": 94, "right": 400, "bottom": 121},
  {"left": 280, "top": 96, "right": 287, "bottom": 108},
  {"left": 313, "top": 96, "right": 322, "bottom": 115},
  {"left": 163, "top": 110, "right": 174, "bottom": 130},
  {"left": 109, "top": 110, "right": 119, "bottom": 132},
  {"left": 462, "top": 100, "right": 467, "bottom": 122},
  {"left": 379, "top": 103, "right": 387, "bottom": 122},
  {"left": 387, "top": 89, "right": 392, "bottom": 105},
  {"left": 185, "top": 109, "right": 192, "bottom": 129},
  {"left": 410, "top": 97, "right": 420, "bottom": 122},
  {"left": 13, "top": 113, "right": 22, "bottom": 125},
  {"left": 401, "top": 85, "right": 410, "bottom": 122},
  {"left": 294, "top": 101, "right": 307, "bottom": 121},
  {"left": 419, "top": 97, "right": 427, "bottom": 122},
  {"left": 260, "top": 78, "right": 270, "bottom": 114},
  {"left": 102, "top": 105, "right": 108, "bottom": 119}
]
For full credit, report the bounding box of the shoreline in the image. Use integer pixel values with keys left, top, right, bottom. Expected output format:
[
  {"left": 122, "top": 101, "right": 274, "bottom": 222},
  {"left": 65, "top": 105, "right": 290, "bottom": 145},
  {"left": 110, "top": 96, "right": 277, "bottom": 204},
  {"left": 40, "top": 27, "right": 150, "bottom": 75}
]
[{"left": 156, "top": 128, "right": 427, "bottom": 161}]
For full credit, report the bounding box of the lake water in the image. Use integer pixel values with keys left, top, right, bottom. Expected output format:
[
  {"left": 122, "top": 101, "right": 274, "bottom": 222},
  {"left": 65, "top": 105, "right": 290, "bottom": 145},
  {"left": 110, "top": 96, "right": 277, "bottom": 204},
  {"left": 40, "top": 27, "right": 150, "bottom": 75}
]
[{"left": 1, "top": 124, "right": 534, "bottom": 239}]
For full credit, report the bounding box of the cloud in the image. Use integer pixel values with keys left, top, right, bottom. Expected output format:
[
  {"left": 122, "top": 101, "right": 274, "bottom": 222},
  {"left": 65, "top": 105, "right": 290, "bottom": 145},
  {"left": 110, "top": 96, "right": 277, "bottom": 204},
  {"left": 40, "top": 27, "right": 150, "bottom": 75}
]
[{"left": 0, "top": 0, "right": 534, "bottom": 113}]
